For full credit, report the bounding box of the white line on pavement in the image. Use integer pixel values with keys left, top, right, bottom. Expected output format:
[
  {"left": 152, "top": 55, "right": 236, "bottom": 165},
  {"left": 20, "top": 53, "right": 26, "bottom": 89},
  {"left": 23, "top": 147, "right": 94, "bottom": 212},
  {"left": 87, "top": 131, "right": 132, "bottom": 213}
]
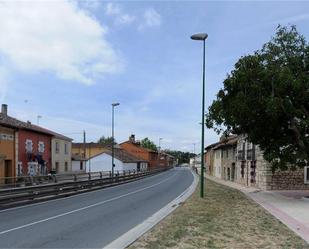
[
  {"left": 0, "top": 171, "right": 177, "bottom": 236},
  {"left": 0, "top": 169, "right": 174, "bottom": 213}
]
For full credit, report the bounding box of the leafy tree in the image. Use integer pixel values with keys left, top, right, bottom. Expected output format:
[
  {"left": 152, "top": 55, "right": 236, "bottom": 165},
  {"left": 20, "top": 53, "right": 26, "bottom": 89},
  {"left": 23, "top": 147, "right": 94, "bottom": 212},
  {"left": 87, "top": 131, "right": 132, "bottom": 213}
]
[
  {"left": 164, "top": 149, "right": 195, "bottom": 164},
  {"left": 140, "top": 137, "right": 158, "bottom": 151},
  {"left": 97, "top": 136, "right": 115, "bottom": 146},
  {"left": 206, "top": 25, "right": 309, "bottom": 170}
]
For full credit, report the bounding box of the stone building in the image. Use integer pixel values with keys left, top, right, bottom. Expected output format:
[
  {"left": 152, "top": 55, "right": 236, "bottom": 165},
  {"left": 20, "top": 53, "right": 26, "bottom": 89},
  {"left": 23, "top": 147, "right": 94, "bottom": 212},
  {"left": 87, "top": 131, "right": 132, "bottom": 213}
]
[{"left": 206, "top": 134, "right": 309, "bottom": 190}]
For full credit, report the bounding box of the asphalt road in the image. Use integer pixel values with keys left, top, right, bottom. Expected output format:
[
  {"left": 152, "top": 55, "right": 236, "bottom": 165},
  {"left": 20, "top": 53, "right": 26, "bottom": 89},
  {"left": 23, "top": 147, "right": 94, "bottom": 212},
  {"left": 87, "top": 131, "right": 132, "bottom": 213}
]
[{"left": 0, "top": 167, "right": 194, "bottom": 248}]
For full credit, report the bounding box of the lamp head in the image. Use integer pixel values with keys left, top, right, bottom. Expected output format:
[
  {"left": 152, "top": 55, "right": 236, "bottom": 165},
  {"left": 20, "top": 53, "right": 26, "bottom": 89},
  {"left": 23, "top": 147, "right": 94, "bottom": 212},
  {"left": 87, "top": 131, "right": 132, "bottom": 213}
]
[{"left": 190, "top": 33, "right": 208, "bottom": 41}]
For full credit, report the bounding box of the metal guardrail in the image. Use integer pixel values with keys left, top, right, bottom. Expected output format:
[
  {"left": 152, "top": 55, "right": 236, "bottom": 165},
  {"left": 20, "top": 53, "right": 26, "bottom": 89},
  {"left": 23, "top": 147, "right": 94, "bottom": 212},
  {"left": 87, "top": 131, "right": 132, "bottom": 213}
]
[{"left": 0, "top": 167, "right": 172, "bottom": 209}]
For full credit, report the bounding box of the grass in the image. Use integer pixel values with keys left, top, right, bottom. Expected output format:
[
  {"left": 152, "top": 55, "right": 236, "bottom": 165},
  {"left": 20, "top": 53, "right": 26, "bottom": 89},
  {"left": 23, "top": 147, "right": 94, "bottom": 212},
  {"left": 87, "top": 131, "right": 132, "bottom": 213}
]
[{"left": 129, "top": 178, "right": 309, "bottom": 249}]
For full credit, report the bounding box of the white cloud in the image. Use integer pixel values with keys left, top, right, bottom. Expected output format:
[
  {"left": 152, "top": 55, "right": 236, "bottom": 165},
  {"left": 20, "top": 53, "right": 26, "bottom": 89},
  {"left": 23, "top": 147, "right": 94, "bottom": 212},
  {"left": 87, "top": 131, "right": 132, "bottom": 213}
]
[
  {"left": 105, "top": 3, "right": 136, "bottom": 25},
  {"left": 139, "top": 8, "right": 162, "bottom": 30},
  {"left": 0, "top": 1, "right": 123, "bottom": 85}
]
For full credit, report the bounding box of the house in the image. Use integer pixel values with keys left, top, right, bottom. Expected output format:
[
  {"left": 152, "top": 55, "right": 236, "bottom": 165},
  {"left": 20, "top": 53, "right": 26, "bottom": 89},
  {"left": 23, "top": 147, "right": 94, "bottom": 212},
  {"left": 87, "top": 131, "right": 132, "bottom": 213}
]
[
  {"left": 71, "top": 154, "right": 87, "bottom": 172},
  {"left": 85, "top": 148, "right": 148, "bottom": 173},
  {"left": 0, "top": 105, "right": 16, "bottom": 182},
  {"left": 51, "top": 132, "right": 72, "bottom": 173},
  {"left": 72, "top": 142, "right": 107, "bottom": 160},
  {"left": 0, "top": 104, "right": 73, "bottom": 177},
  {"left": 206, "top": 134, "right": 309, "bottom": 190},
  {"left": 120, "top": 135, "right": 160, "bottom": 170}
]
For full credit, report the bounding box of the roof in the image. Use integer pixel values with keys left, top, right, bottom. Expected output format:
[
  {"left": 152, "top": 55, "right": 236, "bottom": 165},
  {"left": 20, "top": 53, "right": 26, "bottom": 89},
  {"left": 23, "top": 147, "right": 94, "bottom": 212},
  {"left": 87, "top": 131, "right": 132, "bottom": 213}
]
[
  {"left": 0, "top": 113, "right": 54, "bottom": 136},
  {"left": 213, "top": 135, "right": 238, "bottom": 150},
  {"left": 120, "top": 140, "right": 158, "bottom": 153},
  {"left": 90, "top": 148, "right": 148, "bottom": 163},
  {"left": 31, "top": 125, "right": 73, "bottom": 141},
  {"left": 0, "top": 113, "right": 73, "bottom": 140},
  {"left": 72, "top": 142, "right": 109, "bottom": 148}
]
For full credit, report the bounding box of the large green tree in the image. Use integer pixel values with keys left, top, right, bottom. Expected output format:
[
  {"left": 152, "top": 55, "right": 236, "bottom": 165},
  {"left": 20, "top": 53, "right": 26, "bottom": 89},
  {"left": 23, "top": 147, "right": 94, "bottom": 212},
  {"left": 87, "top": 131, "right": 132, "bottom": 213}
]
[
  {"left": 206, "top": 25, "right": 309, "bottom": 170},
  {"left": 140, "top": 137, "right": 158, "bottom": 151}
]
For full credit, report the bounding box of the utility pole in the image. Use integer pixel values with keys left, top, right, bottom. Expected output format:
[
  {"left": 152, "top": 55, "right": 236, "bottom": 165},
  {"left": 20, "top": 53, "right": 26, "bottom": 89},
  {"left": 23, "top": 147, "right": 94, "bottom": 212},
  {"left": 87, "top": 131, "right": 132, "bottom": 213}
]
[
  {"left": 111, "top": 103, "right": 120, "bottom": 177},
  {"left": 83, "top": 130, "right": 86, "bottom": 159}
]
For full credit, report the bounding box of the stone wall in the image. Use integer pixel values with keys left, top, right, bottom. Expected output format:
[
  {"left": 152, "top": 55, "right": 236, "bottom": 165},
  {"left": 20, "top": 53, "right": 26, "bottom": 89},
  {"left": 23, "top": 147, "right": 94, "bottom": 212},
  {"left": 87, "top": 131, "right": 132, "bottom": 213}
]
[{"left": 267, "top": 168, "right": 309, "bottom": 190}]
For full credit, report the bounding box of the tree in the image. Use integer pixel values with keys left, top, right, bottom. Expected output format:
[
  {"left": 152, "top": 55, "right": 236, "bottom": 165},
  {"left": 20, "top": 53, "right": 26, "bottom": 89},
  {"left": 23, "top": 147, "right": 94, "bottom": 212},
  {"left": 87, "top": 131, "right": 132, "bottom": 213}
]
[
  {"left": 163, "top": 149, "right": 195, "bottom": 164},
  {"left": 140, "top": 137, "right": 158, "bottom": 151},
  {"left": 97, "top": 136, "right": 115, "bottom": 146},
  {"left": 206, "top": 25, "right": 309, "bottom": 170}
]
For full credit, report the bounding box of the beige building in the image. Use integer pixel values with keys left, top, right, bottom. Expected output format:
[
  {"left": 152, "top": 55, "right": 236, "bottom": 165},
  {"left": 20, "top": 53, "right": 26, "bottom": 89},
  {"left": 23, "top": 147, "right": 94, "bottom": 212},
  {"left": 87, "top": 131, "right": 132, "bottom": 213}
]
[
  {"left": 206, "top": 134, "right": 309, "bottom": 190},
  {"left": 51, "top": 134, "right": 73, "bottom": 174}
]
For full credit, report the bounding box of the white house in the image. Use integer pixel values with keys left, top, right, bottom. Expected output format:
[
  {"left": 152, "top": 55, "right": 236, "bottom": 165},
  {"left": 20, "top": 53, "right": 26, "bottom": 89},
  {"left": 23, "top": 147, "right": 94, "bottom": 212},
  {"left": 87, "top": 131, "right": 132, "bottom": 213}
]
[
  {"left": 71, "top": 154, "right": 87, "bottom": 172},
  {"left": 85, "top": 148, "right": 148, "bottom": 173}
]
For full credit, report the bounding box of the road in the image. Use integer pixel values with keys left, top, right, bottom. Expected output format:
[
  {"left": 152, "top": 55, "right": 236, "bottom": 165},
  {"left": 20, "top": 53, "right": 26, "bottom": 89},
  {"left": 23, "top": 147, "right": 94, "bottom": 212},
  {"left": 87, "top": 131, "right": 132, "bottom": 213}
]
[{"left": 0, "top": 167, "right": 194, "bottom": 248}]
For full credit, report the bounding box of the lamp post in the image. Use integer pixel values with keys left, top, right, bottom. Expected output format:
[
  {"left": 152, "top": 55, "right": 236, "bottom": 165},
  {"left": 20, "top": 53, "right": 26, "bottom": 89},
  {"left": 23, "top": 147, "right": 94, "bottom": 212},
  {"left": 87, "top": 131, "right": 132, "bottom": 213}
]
[
  {"left": 193, "top": 143, "right": 196, "bottom": 168},
  {"left": 191, "top": 32, "right": 208, "bottom": 198},
  {"left": 111, "top": 102, "right": 120, "bottom": 177}
]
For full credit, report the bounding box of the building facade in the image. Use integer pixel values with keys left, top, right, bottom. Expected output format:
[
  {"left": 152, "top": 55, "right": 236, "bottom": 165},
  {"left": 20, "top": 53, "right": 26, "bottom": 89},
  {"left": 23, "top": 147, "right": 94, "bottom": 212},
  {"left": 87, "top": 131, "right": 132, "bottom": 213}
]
[
  {"left": 72, "top": 142, "right": 107, "bottom": 160},
  {"left": 51, "top": 135, "right": 72, "bottom": 173},
  {"left": 85, "top": 148, "right": 148, "bottom": 173},
  {"left": 0, "top": 124, "right": 16, "bottom": 182},
  {"left": 120, "top": 135, "right": 160, "bottom": 170},
  {"left": 206, "top": 134, "right": 309, "bottom": 190}
]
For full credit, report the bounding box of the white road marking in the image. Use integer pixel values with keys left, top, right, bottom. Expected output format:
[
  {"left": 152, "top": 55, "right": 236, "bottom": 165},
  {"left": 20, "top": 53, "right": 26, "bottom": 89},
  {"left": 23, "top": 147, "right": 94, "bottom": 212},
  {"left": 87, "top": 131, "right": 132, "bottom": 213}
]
[
  {"left": 0, "top": 169, "right": 174, "bottom": 213},
  {"left": 0, "top": 171, "right": 177, "bottom": 236}
]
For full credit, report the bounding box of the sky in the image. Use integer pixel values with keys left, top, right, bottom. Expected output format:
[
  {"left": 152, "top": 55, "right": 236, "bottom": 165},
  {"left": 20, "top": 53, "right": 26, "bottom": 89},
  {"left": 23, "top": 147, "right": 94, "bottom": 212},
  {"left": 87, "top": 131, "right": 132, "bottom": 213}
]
[{"left": 0, "top": 0, "right": 309, "bottom": 152}]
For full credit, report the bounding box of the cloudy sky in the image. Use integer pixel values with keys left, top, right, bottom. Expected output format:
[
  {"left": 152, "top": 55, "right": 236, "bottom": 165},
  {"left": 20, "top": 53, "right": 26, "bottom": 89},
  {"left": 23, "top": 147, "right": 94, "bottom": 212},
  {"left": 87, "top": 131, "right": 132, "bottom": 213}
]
[{"left": 0, "top": 1, "right": 309, "bottom": 152}]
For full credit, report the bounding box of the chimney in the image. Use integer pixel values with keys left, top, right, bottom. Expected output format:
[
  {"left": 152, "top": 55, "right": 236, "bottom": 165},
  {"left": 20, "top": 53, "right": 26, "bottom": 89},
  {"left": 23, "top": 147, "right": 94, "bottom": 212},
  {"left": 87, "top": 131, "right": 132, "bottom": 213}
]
[
  {"left": 129, "top": 134, "right": 135, "bottom": 143},
  {"left": 1, "top": 104, "right": 7, "bottom": 116}
]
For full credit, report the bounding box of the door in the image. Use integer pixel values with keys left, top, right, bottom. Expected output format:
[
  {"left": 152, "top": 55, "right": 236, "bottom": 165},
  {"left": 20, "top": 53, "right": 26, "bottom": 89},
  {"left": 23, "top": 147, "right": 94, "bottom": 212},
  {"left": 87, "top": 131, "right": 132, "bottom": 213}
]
[
  {"left": 231, "top": 163, "right": 236, "bottom": 181},
  {"left": 4, "top": 160, "right": 12, "bottom": 184}
]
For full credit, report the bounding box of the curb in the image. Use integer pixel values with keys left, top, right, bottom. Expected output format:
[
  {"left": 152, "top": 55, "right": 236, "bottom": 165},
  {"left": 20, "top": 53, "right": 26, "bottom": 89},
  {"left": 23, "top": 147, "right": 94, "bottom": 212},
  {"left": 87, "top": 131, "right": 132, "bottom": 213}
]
[{"left": 104, "top": 168, "right": 198, "bottom": 249}]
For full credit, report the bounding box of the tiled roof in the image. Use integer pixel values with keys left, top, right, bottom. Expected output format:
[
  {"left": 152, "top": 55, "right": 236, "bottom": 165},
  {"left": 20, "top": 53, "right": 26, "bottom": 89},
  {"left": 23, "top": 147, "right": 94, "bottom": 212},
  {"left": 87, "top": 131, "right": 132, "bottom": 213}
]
[
  {"left": 120, "top": 140, "right": 158, "bottom": 153},
  {"left": 0, "top": 113, "right": 54, "bottom": 135},
  {"left": 0, "top": 113, "right": 72, "bottom": 140},
  {"left": 72, "top": 142, "right": 108, "bottom": 148}
]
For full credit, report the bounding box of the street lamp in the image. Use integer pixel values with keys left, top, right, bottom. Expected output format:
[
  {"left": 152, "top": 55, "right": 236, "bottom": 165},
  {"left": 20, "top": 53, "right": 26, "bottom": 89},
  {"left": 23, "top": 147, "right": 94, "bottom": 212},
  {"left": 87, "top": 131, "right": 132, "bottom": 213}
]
[
  {"left": 191, "top": 32, "right": 208, "bottom": 198},
  {"left": 111, "top": 102, "right": 120, "bottom": 177}
]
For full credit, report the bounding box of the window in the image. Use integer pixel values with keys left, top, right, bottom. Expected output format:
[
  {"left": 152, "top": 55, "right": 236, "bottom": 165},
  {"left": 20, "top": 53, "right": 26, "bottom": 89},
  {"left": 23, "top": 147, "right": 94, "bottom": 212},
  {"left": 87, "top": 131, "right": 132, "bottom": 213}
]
[
  {"left": 25, "top": 139, "right": 33, "bottom": 153},
  {"left": 65, "top": 162, "right": 68, "bottom": 172},
  {"left": 38, "top": 141, "right": 45, "bottom": 153},
  {"left": 305, "top": 167, "right": 309, "bottom": 184},
  {"left": 80, "top": 161, "right": 83, "bottom": 171},
  {"left": 55, "top": 142, "right": 59, "bottom": 153},
  {"left": 64, "top": 143, "right": 68, "bottom": 154},
  {"left": 241, "top": 161, "right": 245, "bottom": 178}
]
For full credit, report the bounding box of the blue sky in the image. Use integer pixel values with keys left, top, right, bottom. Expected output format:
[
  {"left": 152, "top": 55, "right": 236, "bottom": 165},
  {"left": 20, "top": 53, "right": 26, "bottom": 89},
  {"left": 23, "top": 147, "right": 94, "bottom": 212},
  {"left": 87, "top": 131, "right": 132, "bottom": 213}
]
[{"left": 0, "top": 1, "right": 309, "bottom": 152}]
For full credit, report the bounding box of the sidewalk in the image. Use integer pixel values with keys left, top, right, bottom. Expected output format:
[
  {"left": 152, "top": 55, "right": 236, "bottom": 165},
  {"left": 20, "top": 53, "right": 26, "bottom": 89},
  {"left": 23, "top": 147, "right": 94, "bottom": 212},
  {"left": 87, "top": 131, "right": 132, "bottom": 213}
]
[{"left": 205, "top": 174, "right": 309, "bottom": 244}]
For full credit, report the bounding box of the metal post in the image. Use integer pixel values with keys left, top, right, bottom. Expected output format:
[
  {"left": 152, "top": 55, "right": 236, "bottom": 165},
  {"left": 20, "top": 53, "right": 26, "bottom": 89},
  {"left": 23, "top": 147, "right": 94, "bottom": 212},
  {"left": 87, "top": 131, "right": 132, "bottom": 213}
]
[
  {"left": 112, "top": 105, "right": 115, "bottom": 178},
  {"left": 200, "top": 39, "right": 206, "bottom": 198}
]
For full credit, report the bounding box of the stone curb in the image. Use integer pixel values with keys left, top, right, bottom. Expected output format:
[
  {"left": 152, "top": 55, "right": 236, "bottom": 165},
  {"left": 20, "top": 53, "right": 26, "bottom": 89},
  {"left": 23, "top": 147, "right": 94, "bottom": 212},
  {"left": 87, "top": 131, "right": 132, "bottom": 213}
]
[{"left": 104, "top": 168, "right": 198, "bottom": 249}]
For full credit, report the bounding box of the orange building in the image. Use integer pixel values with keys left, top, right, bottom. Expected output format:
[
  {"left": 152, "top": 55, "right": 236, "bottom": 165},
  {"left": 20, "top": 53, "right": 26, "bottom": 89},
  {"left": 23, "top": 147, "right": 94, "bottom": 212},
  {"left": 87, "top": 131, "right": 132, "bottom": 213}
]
[
  {"left": 0, "top": 124, "right": 16, "bottom": 182},
  {"left": 120, "top": 135, "right": 160, "bottom": 170},
  {"left": 72, "top": 142, "right": 108, "bottom": 160}
]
